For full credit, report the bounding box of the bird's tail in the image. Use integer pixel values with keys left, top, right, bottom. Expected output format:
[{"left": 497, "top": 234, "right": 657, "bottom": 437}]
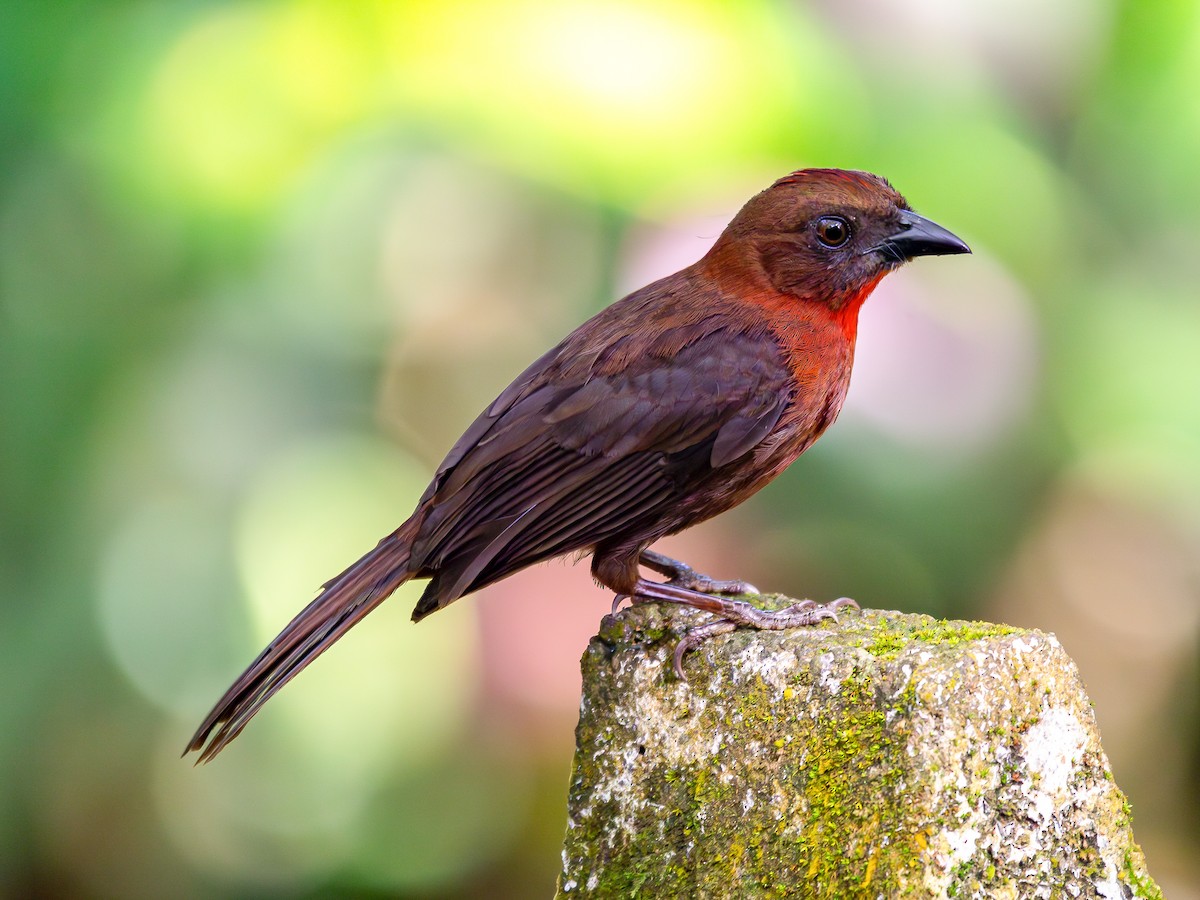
[{"left": 185, "top": 522, "right": 417, "bottom": 762}]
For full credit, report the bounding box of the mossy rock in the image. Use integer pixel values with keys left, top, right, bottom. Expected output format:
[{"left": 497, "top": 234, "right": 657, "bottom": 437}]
[{"left": 557, "top": 604, "right": 1160, "bottom": 899}]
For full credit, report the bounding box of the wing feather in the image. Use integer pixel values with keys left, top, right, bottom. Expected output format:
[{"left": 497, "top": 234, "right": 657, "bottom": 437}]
[{"left": 408, "top": 307, "right": 792, "bottom": 616}]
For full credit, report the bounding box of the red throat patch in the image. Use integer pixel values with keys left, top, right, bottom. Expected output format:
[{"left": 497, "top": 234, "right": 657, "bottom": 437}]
[{"left": 831, "top": 274, "right": 885, "bottom": 342}]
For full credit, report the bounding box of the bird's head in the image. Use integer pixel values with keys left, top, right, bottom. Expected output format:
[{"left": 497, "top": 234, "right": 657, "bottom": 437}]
[{"left": 710, "top": 168, "right": 969, "bottom": 312}]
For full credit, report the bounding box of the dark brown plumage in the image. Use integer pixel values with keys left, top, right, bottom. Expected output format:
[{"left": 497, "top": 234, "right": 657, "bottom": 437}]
[{"left": 187, "top": 168, "right": 969, "bottom": 761}]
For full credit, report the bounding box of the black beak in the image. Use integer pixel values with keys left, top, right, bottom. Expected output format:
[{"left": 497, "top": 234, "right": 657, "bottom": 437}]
[{"left": 874, "top": 209, "right": 970, "bottom": 261}]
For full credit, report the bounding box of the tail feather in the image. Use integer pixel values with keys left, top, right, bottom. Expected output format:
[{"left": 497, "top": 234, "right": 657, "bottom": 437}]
[{"left": 185, "top": 526, "right": 415, "bottom": 762}]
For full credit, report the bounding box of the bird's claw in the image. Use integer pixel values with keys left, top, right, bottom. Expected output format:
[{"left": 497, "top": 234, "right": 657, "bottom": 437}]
[
  {"left": 667, "top": 574, "right": 759, "bottom": 596},
  {"left": 670, "top": 576, "right": 759, "bottom": 596},
  {"left": 671, "top": 596, "right": 859, "bottom": 680},
  {"left": 639, "top": 549, "right": 758, "bottom": 596},
  {"left": 672, "top": 619, "right": 737, "bottom": 680},
  {"left": 664, "top": 564, "right": 758, "bottom": 597}
]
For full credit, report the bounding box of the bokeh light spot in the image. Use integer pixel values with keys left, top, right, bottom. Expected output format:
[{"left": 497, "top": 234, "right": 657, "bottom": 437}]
[
  {"left": 144, "top": 2, "right": 373, "bottom": 209},
  {"left": 233, "top": 433, "right": 478, "bottom": 773}
]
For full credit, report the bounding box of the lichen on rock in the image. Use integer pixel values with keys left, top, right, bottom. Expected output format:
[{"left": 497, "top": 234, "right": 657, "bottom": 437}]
[{"left": 556, "top": 603, "right": 1160, "bottom": 899}]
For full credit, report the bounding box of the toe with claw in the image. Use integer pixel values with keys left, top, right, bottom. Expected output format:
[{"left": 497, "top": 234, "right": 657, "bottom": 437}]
[
  {"left": 639, "top": 549, "right": 759, "bottom": 596},
  {"left": 670, "top": 596, "right": 860, "bottom": 680}
]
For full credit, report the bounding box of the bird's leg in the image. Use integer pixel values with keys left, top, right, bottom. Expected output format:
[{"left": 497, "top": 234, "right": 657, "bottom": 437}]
[
  {"left": 627, "top": 577, "right": 859, "bottom": 679},
  {"left": 611, "top": 550, "right": 748, "bottom": 615},
  {"left": 638, "top": 548, "right": 759, "bottom": 596}
]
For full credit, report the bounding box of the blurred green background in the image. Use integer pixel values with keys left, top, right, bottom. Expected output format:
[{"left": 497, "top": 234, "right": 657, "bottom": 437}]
[{"left": 3, "top": 0, "right": 1199, "bottom": 896}]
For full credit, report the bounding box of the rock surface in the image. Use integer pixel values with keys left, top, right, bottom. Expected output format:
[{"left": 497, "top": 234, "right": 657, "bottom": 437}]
[{"left": 556, "top": 602, "right": 1161, "bottom": 899}]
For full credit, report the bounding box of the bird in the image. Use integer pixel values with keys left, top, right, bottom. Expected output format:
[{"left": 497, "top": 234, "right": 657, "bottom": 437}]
[{"left": 187, "top": 168, "right": 969, "bottom": 762}]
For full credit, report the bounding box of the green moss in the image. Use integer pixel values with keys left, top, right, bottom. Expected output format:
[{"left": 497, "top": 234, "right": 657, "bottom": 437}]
[
  {"left": 860, "top": 615, "right": 1018, "bottom": 661},
  {"left": 1123, "top": 847, "right": 1163, "bottom": 900},
  {"left": 786, "top": 666, "right": 919, "bottom": 897},
  {"left": 564, "top": 642, "right": 932, "bottom": 896}
]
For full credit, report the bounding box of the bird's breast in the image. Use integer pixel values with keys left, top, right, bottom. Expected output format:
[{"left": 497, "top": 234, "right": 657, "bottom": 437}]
[{"left": 753, "top": 325, "right": 855, "bottom": 472}]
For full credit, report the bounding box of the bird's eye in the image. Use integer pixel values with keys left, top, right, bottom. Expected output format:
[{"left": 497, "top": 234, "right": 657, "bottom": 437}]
[{"left": 815, "top": 216, "right": 851, "bottom": 248}]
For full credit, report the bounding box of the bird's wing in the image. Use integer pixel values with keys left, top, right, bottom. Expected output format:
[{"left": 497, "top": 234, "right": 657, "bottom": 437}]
[{"left": 407, "top": 320, "right": 791, "bottom": 617}]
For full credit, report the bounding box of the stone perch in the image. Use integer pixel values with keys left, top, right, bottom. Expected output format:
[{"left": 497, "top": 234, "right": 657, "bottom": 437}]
[{"left": 556, "top": 603, "right": 1161, "bottom": 899}]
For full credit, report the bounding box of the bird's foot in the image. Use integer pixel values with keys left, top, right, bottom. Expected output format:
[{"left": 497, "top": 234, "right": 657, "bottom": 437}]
[
  {"left": 672, "top": 596, "right": 859, "bottom": 680},
  {"left": 638, "top": 548, "right": 759, "bottom": 596},
  {"left": 616, "top": 573, "right": 858, "bottom": 679}
]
